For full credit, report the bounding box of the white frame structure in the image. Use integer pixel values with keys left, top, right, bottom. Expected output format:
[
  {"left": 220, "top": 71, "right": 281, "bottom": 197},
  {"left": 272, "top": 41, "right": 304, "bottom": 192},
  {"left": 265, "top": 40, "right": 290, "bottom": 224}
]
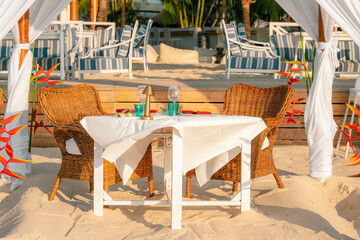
[
  {"left": 133, "top": 19, "right": 153, "bottom": 73},
  {"left": 220, "top": 20, "right": 281, "bottom": 79},
  {"left": 92, "top": 128, "right": 251, "bottom": 230},
  {"left": 77, "top": 21, "right": 138, "bottom": 80}
]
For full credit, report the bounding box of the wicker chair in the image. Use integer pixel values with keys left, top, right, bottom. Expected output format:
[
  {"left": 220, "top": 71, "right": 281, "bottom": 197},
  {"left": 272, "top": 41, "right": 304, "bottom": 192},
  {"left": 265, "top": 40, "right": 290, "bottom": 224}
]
[
  {"left": 185, "top": 84, "right": 293, "bottom": 197},
  {"left": 38, "top": 84, "right": 154, "bottom": 201}
]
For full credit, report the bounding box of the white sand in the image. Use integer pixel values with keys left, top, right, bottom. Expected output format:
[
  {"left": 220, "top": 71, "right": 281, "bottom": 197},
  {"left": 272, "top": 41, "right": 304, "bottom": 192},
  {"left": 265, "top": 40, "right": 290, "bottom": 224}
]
[{"left": 0, "top": 145, "right": 359, "bottom": 240}]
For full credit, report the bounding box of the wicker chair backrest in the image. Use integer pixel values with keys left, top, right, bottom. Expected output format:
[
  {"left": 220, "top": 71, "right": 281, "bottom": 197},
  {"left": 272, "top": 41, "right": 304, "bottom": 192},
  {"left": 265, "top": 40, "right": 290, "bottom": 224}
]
[
  {"left": 38, "top": 84, "right": 105, "bottom": 126},
  {"left": 222, "top": 84, "right": 293, "bottom": 121}
]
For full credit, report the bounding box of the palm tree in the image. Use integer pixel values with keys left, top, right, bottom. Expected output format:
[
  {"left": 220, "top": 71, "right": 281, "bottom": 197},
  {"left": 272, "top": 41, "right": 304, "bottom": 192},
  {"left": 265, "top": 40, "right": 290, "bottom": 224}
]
[
  {"left": 97, "top": 0, "right": 109, "bottom": 23},
  {"left": 241, "top": 0, "right": 256, "bottom": 38}
]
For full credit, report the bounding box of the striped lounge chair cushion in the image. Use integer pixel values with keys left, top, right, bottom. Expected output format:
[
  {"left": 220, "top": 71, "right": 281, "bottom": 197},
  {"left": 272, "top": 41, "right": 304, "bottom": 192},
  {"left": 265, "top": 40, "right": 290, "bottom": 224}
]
[
  {"left": 96, "top": 28, "right": 114, "bottom": 48},
  {"left": 33, "top": 39, "right": 61, "bottom": 58},
  {"left": 32, "top": 57, "right": 61, "bottom": 71},
  {"left": 134, "top": 25, "right": 147, "bottom": 48},
  {"left": 237, "top": 23, "right": 248, "bottom": 44},
  {"left": 242, "top": 50, "right": 268, "bottom": 58},
  {"left": 64, "top": 27, "right": 78, "bottom": 54},
  {"left": 79, "top": 57, "right": 129, "bottom": 70},
  {"left": 133, "top": 48, "right": 144, "bottom": 58},
  {"left": 116, "top": 25, "right": 133, "bottom": 57},
  {"left": 270, "top": 34, "right": 297, "bottom": 61},
  {"left": 0, "top": 40, "right": 14, "bottom": 58},
  {"left": 0, "top": 58, "right": 10, "bottom": 71},
  {"left": 338, "top": 40, "right": 360, "bottom": 61},
  {"left": 297, "top": 40, "right": 316, "bottom": 62},
  {"left": 230, "top": 56, "right": 280, "bottom": 70},
  {"left": 225, "top": 24, "right": 242, "bottom": 57},
  {"left": 337, "top": 60, "right": 360, "bottom": 73}
]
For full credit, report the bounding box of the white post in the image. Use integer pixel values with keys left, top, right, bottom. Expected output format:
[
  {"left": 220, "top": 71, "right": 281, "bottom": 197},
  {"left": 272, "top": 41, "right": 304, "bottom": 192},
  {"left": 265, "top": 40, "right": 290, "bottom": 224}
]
[
  {"left": 171, "top": 129, "right": 183, "bottom": 229},
  {"left": 93, "top": 141, "right": 104, "bottom": 216},
  {"left": 59, "top": 31, "right": 65, "bottom": 80},
  {"left": 240, "top": 140, "right": 251, "bottom": 212}
]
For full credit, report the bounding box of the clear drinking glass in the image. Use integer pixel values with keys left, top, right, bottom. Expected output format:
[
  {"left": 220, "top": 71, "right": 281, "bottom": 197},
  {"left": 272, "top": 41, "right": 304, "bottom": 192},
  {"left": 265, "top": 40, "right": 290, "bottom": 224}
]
[
  {"left": 137, "top": 85, "right": 146, "bottom": 108},
  {"left": 168, "top": 85, "right": 181, "bottom": 116}
]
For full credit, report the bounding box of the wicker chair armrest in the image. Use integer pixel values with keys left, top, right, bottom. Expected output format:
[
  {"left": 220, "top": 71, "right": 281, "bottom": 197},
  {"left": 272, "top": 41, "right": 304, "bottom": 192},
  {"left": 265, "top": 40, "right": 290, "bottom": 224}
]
[
  {"left": 55, "top": 122, "right": 87, "bottom": 134},
  {"left": 263, "top": 117, "right": 281, "bottom": 128}
]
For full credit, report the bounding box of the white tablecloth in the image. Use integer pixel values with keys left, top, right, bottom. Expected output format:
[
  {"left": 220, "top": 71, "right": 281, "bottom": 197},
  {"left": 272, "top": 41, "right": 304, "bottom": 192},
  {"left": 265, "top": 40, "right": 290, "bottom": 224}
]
[{"left": 80, "top": 115, "right": 267, "bottom": 186}]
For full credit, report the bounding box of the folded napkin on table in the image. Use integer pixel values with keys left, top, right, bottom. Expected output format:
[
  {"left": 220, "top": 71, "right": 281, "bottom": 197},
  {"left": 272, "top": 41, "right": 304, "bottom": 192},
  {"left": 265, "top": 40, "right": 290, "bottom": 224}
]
[{"left": 182, "top": 110, "right": 212, "bottom": 115}]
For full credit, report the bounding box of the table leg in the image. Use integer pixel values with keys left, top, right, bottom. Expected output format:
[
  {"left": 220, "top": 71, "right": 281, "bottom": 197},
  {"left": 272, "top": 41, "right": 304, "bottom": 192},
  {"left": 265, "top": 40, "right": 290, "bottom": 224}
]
[
  {"left": 94, "top": 141, "right": 104, "bottom": 216},
  {"left": 241, "top": 140, "right": 251, "bottom": 212},
  {"left": 171, "top": 130, "right": 183, "bottom": 229},
  {"left": 164, "top": 137, "right": 172, "bottom": 199}
]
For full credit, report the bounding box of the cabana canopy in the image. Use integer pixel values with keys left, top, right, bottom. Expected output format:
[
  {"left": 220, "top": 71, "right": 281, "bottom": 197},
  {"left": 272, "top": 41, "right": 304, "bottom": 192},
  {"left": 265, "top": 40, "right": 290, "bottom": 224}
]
[
  {"left": 0, "top": 0, "right": 72, "bottom": 190},
  {"left": 276, "top": 0, "right": 360, "bottom": 180}
]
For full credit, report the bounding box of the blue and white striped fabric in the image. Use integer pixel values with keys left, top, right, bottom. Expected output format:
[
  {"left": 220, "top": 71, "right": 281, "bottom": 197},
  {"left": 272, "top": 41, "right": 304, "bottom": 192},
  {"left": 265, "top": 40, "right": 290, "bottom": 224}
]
[
  {"left": 134, "top": 25, "right": 147, "bottom": 48},
  {"left": 32, "top": 57, "right": 61, "bottom": 70},
  {"left": 270, "top": 34, "right": 297, "bottom": 61},
  {"left": 0, "top": 58, "right": 10, "bottom": 71},
  {"left": 33, "top": 39, "right": 61, "bottom": 58},
  {"left": 0, "top": 39, "right": 13, "bottom": 58},
  {"left": 242, "top": 50, "right": 268, "bottom": 58},
  {"left": 96, "top": 28, "right": 115, "bottom": 57},
  {"left": 225, "top": 24, "right": 242, "bottom": 57},
  {"left": 133, "top": 48, "right": 144, "bottom": 58},
  {"left": 337, "top": 60, "right": 360, "bottom": 73},
  {"left": 338, "top": 40, "right": 360, "bottom": 61},
  {"left": 116, "top": 25, "right": 133, "bottom": 57},
  {"left": 297, "top": 40, "right": 316, "bottom": 62},
  {"left": 79, "top": 57, "right": 129, "bottom": 70},
  {"left": 230, "top": 56, "right": 280, "bottom": 70},
  {"left": 64, "top": 27, "right": 78, "bottom": 54},
  {"left": 237, "top": 23, "right": 248, "bottom": 44}
]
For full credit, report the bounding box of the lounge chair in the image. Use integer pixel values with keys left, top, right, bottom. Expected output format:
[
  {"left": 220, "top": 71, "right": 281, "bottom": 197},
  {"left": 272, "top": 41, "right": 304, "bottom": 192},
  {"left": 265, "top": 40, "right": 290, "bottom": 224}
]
[
  {"left": 220, "top": 20, "right": 281, "bottom": 79},
  {"left": 186, "top": 84, "right": 293, "bottom": 197},
  {"left": 133, "top": 19, "right": 153, "bottom": 73},
  {"left": 38, "top": 84, "right": 154, "bottom": 201},
  {"left": 78, "top": 21, "right": 138, "bottom": 80}
]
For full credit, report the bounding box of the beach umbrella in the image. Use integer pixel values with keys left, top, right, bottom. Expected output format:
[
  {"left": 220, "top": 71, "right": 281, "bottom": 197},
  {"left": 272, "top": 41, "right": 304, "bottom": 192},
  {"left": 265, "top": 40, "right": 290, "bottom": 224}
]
[
  {"left": 1, "top": 0, "right": 72, "bottom": 191},
  {"left": 275, "top": 0, "right": 360, "bottom": 180}
]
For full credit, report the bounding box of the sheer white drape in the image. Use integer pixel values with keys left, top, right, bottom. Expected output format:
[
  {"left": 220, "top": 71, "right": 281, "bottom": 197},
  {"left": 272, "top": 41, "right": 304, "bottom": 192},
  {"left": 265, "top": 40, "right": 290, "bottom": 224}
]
[
  {"left": 0, "top": 0, "right": 36, "bottom": 41},
  {"left": 276, "top": 0, "right": 338, "bottom": 180},
  {"left": 317, "top": 0, "right": 360, "bottom": 46},
  {"left": 3, "top": 0, "right": 72, "bottom": 191}
]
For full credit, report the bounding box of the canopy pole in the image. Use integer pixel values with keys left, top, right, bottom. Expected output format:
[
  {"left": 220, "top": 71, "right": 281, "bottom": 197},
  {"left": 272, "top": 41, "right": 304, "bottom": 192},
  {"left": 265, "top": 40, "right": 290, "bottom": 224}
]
[
  {"left": 121, "top": 0, "right": 125, "bottom": 27},
  {"left": 90, "top": 0, "right": 98, "bottom": 30},
  {"left": 70, "top": 0, "right": 78, "bottom": 21},
  {"left": 318, "top": 5, "right": 325, "bottom": 43},
  {"left": 18, "top": 10, "right": 29, "bottom": 70}
]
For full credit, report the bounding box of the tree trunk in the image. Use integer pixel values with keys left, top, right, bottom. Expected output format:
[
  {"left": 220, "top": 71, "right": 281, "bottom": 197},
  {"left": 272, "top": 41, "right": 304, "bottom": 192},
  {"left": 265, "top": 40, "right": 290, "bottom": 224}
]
[
  {"left": 241, "top": 0, "right": 255, "bottom": 38},
  {"left": 121, "top": 0, "right": 125, "bottom": 27},
  {"left": 195, "top": 0, "right": 201, "bottom": 27},
  {"left": 199, "top": 0, "right": 205, "bottom": 28},
  {"left": 97, "top": 0, "right": 109, "bottom": 29},
  {"left": 179, "top": 5, "right": 184, "bottom": 28}
]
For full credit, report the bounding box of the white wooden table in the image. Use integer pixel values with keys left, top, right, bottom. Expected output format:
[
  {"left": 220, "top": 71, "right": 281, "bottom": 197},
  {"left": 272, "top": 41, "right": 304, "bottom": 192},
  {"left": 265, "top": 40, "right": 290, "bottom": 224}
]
[{"left": 80, "top": 115, "right": 265, "bottom": 229}]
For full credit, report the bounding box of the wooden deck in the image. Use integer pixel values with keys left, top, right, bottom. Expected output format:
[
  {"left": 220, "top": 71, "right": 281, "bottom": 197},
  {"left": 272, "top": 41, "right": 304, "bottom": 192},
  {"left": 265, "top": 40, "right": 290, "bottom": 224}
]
[{"left": 0, "top": 63, "right": 356, "bottom": 147}]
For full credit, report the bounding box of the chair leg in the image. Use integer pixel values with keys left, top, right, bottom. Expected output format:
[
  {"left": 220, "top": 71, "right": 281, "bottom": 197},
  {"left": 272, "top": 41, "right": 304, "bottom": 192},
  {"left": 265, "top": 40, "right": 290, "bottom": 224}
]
[
  {"left": 90, "top": 181, "right": 94, "bottom": 193},
  {"left": 104, "top": 184, "right": 110, "bottom": 209},
  {"left": 49, "top": 176, "right": 62, "bottom": 201},
  {"left": 232, "top": 182, "right": 239, "bottom": 192},
  {"left": 186, "top": 177, "right": 191, "bottom": 198},
  {"left": 273, "top": 173, "right": 285, "bottom": 189},
  {"left": 148, "top": 176, "right": 154, "bottom": 197},
  {"left": 337, "top": 97, "right": 351, "bottom": 149}
]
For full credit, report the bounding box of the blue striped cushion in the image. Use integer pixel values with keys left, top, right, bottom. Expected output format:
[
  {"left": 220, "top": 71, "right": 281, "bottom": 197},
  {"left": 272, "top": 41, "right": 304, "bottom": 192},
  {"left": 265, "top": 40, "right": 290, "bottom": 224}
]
[
  {"left": 32, "top": 57, "right": 61, "bottom": 70},
  {"left": 225, "top": 24, "right": 242, "bottom": 57},
  {"left": 230, "top": 56, "right": 280, "bottom": 70},
  {"left": 33, "top": 39, "right": 61, "bottom": 58},
  {"left": 270, "top": 34, "right": 297, "bottom": 61},
  {"left": 133, "top": 48, "right": 144, "bottom": 58},
  {"left": 134, "top": 25, "right": 147, "bottom": 48},
  {"left": 337, "top": 60, "right": 360, "bottom": 73},
  {"left": 80, "top": 57, "right": 129, "bottom": 70},
  {"left": 0, "top": 40, "right": 13, "bottom": 58},
  {"left": 64, "top": 27, "right": 78, "bottom": 54},
  {"left": 96, "top": 28, "right": 113, "bottom": 48},
  {"left": 0, "top": 57, "right": 10, "bottom": 71},
  {"left": 297, "top": 40, "right": 316, "bottom": 62},
  {"left": 116, "top": 25, "right": 133, "bottom": 57},
  {"left": 338, "top": 41, "right": 360, "bottom": 61},
  {"left": 242, "top": 50, "right": 268, "bottom": 58},
  {"left": 237, "top": 23, "right": 248, "bottom": 43}
]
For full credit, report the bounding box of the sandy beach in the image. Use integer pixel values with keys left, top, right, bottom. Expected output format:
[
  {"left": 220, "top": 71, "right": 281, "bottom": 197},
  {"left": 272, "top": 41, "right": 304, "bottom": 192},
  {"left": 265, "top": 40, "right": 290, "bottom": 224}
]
[{"left": 0, "top": 144, "right": 359, "bottom": 239}]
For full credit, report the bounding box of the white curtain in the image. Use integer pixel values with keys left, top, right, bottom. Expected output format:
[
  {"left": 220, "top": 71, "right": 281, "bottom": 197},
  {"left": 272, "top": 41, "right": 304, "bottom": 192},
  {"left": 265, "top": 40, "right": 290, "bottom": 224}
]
[
  {"left": 276, "top": 0, "right": 338, "bottom": 180},
  {"left": 3, "top": 0, "right": 72, "bottom": 191},
  {"left": 316, "top": 0, "right": 360, "bottom": 47},
  {"left": 0, "top": 0, "right": 36, "bottom": 41}
]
